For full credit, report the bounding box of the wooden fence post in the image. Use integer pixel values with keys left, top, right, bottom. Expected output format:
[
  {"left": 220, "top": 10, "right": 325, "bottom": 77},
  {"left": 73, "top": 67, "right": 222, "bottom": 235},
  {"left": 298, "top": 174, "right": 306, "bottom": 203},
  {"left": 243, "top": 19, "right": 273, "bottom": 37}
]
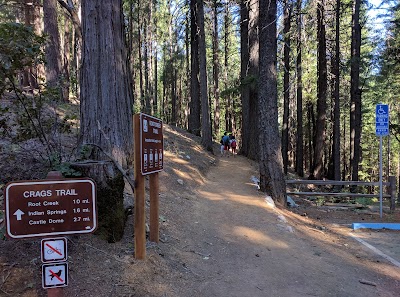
[{"left": 389, "top": 175, "right": 396, "bottom": 211}]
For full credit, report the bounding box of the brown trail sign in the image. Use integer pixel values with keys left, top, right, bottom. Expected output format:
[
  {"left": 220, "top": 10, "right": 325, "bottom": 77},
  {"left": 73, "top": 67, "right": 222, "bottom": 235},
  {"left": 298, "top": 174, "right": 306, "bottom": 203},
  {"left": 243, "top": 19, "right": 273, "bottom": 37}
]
[
  {"left": 134, "top": 113, "right": 163, "bottom": 259},
  {"left": 4, "top": 179, "right": 97, "bottom": 239},
  {"left": 140, "top": 113, "right": 164, "bottom": 175}
]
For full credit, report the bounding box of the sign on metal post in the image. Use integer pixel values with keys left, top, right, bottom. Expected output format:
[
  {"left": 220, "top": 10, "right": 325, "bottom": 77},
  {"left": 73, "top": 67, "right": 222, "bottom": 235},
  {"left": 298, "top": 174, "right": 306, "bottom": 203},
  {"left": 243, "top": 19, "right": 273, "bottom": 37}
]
[
  {"left": 4, "top": 179, "right": 97, "bottom": 239},
  {"left": 376, "top": 104, "right": 389, "bottom": 136},
  {"left": 140, "top": 113, "right": 163, "bottom": 175},
  {"left": 375, "top": 104, "right": 389, "bottom": 219}
]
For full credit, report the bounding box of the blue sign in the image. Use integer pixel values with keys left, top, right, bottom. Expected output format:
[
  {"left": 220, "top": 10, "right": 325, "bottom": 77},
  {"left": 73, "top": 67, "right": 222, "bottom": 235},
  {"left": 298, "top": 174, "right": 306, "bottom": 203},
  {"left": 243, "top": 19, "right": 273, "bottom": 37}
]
[{"left": 375, "top": 104, "right": 389, "bottom": 136}]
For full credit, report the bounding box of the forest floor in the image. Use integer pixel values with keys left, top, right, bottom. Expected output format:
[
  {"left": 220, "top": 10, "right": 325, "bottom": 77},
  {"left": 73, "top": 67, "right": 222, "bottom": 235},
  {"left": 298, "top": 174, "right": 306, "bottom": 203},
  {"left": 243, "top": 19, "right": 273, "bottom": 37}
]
[{"left": 0, "top": 119, "right": 400, "bottom": 296}]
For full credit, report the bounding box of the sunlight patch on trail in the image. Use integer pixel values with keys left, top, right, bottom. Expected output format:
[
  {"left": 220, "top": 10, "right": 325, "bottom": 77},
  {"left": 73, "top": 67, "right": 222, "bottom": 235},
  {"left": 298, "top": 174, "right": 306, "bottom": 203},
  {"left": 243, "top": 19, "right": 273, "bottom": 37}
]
[
  {"left": 164, "top": 152, "right": 190, "bottom": 164},
  {"left": 197, "top": 189, "right": 271, "bottom": 208},
  {"left": 232, "top": 226, "right": 289, "bottom": 248},
  {"left": 196, "top": 189, "right": 225, "bottom": 201}
]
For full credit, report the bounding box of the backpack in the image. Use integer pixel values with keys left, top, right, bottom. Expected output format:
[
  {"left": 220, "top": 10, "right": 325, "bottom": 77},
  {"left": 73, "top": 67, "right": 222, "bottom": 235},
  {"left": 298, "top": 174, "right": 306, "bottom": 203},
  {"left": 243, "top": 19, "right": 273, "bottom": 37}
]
[{"left": 231, "top": 139, "right": 236, "bottom": 148}]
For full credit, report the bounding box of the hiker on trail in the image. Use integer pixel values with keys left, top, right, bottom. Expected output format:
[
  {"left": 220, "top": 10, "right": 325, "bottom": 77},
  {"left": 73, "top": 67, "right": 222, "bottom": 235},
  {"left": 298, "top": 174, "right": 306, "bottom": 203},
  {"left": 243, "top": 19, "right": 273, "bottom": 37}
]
[
  {"left": 220, "top": 138, "right": 225, "bottom": 156},
  {"left": 230, "top": 135, "right": 237, "bottom": 157},
  {"left": 221, "top": 132, "right": 230, "bottom": 157}
]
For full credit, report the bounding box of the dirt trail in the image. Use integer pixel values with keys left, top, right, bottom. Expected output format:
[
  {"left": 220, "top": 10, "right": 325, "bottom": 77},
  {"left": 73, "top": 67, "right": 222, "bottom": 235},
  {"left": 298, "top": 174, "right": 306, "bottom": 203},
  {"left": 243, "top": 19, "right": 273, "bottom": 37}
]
[
  {"left": 1, "top": 141, "right": 400, "bottom": 297},
  {"left": 171, "top": 155, "right": 400, "bottom": 297}
]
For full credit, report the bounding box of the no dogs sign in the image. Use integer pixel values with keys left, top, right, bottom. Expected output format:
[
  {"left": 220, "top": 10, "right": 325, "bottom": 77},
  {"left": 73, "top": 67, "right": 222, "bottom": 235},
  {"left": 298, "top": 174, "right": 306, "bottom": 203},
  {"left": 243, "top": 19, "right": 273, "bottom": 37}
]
[{"left": 42, "top": 262, "right": 68, "bottom": 289}]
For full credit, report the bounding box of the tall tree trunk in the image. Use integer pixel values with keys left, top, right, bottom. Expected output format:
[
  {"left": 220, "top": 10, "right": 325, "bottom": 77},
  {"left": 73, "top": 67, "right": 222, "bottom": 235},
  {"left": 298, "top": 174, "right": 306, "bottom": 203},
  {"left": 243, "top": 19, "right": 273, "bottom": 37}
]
[
  {"left": 154, "top": 46, "right": 158, "bottom": 116},
  {"left": 224, "top": 1, "right": 232, "bottom": 136},
  {"left": 62, "top": 16, "right": 71, "bottom": 100},
  {"left": 22, "top": 0, "right": 41, "bottom": 89},
  {"left": 184, "top": 0, "right": 190, "bottom": 128},
  {"left": 43, "top": 0, "right": 63, "bottom": 98},
  {"left": 189, "top": 0, "right": 201, "bottom": 136},
  {"left": 240, "top": 0, "right": 250, "bottom": 155},
  {"left": 258, "top": 0, "right": 286, "bottom": 205},
  {"left": 197, "top": 0, "right": 213, "bottom": 150},
  {"left": 148, "top": 1, "right": 154, "bottom": 115},
  {"left": 350, "top": 0, "right": 362, "bottom": 181},
  {"left": 213, "top": 0, "right": 220, "bottom": 138},
  {"left": 342, "top": 112, "right": 348, "bottom": 179},
  {"left": 247, "top": 0, "right": 259, "bottom": 161},
  {"left": 154, "top": 5, "right": 159, "bottom": 117},
  {"left": 168, "top": 1, "right": 177, "bottom": 124},
  {"left": 162, "top": 45, "right": 167, "bottom": 120},
  {"left": 137, "top": 5, "right": 145, "bottom": 109},
  {"left": 307, "top": 102, "right": 314, "bottom": 174},
  {"left": 311, "top": 0, "right": 327, "bottom": 179},
  {"left": 56, "top": 0, "right": 82, "bottom": 45},
  {"left": 144, "top": 18, "right": 151, "bottom": 114},
  {"left": 80, "top": 0, "right": 134, "bottom": 242},
  {"left": 332, "top": 0, "right": 341, "bottom": 180},
  {"left": 56, "top": 0, "right": 82, "bottom": 98},
  {"left": 282, "top": 1, "right": 291, "bottom": 174},
  {"left": 295, "top": 0, "right": 304, "bottom": 177}
]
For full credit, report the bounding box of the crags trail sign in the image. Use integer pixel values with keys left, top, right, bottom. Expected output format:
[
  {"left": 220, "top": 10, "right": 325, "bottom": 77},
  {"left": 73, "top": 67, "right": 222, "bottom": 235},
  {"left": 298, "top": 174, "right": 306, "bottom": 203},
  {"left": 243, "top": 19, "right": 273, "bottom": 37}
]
[{"left": 4, "top": 179, "right": 97, "bottom": 239}]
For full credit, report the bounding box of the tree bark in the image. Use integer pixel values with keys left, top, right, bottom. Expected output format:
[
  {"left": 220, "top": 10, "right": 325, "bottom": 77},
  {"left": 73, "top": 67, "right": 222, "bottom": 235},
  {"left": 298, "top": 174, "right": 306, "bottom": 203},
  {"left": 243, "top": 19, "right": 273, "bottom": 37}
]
[
  {"left": 57, "top": 0, "right": 82, "bottom": 44},
  {"left": 295, "top": 0, "right": 304, "bottom": 177},
  {"left": 224, "top": 1, "right": 231, "bottom": 136},
  {"left": 137, "top": 4, "right": 145, "bottom": 109},
  {"left": 62, "top": 15, "right": 71, "bottom": 100},
  {"left": 332, "top": 0, "right": 341, "bottom": 180},
  {"left": 258, "top": 0, "right": 286, "bottom": 205},
  {"left": 22, "top": 0, "right": 41, "bottom": 89},
  {"left": 43, "top": 0, "right": 63, "bottom": 95},
  {"left": 144, "top": 18, "right": 151, "bottom": 115},
  {"left": 240, "top": 0, "right": 250, "bottom": 156},
  {"left": 282, "top": 1, "right": 291, "bottom": 174},
  {"left": 350, "top": 0, "right": 362, "bottom": 181},
  {"left": 307, "top": 102, "right": 314, "bottom": 174},
  {"left": 189, "top": 0, "right": 201, "bottom": 136},
  {"left": 80, "top": 0, "right": 134, "bottom": 242},
  {"left": 57, "top": 0, "right": 81, "bottom": 98},
  {"left": 311, "top": 0, "right": 327, "bottom": 180},
  {"left": 213, "top": 0, "right": 220, "bottom": 138},
  {"left": 246, "top": 0, "right": 259, "bottom": 161},
  {"left": 184, "top": 0, "right": 190, "bottom": 128},
  {"left": 196, "top": 0, "right": 213, "bottom": 151}
]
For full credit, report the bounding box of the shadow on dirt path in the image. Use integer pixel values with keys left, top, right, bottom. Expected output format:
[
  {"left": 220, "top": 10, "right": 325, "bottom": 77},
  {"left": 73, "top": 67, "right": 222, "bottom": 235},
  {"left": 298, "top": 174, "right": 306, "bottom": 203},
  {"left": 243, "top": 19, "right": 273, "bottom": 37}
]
[
  {"left": 1, "top": 140, "right": 399, "bottom": 297},
  {"left": 173, "top": 155, "right": 400, "bottom": 297}
]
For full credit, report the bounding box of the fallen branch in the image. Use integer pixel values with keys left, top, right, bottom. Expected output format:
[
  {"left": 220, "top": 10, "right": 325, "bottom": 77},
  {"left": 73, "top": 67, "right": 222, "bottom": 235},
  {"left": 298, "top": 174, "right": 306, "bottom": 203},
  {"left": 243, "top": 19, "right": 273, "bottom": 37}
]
[
  {"left": 359, "top": 279, "right": 377, "bottom": 287},
  {"left": 83, "top": 142, "right": 135, "bottom": 192},
  {"left": 0, "top": 262, "right": 17, "bottom": 294},
  {"left": 189, "top": 250, "right": 211, "bottom": 258},
  {"left": 306, "top": 226, "right": 326, "bottom": 234},
  {"left": 0, "top": 287, "right": 10, "bottom": 296}
]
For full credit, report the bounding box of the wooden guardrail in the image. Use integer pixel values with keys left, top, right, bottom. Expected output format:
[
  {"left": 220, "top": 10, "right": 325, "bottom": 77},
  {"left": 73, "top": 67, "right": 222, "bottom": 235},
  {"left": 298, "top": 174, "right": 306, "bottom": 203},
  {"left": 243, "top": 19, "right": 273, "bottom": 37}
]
[{"left": 286, "top": 176, "right": 397, "bottom": 211}]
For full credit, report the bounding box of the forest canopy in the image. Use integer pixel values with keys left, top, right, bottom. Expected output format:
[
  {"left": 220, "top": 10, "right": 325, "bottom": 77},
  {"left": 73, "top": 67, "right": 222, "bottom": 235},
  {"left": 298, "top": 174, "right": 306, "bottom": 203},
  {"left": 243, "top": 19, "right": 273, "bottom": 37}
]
[{"left": 0, "top": 0, "right": 400, "bottom": 186}]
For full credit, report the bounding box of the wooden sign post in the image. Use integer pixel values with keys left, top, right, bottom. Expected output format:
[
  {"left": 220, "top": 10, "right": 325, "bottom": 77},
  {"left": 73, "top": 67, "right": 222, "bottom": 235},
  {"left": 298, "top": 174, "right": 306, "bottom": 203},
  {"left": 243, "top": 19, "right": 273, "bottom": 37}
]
[
  {"left": 149, "top": 173, "right": 159, "bottom": 243},
  {"left": 134, "top": 114, "right": 146, "bottom": 259},
  {"left": 133, "top": 113, "right": 163, "bottom": 259}
]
